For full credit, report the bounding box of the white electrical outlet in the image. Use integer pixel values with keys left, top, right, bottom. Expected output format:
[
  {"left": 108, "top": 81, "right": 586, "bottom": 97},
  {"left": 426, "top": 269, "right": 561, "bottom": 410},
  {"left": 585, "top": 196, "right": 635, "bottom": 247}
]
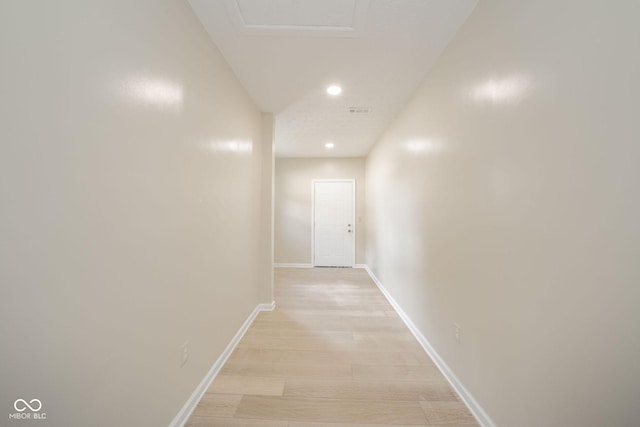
[
  {"left": 454, "top": 323, "right": 462, "bottom": 343},
  {"left": 180, "top": 341, "right": 190, "bottom": 367}
]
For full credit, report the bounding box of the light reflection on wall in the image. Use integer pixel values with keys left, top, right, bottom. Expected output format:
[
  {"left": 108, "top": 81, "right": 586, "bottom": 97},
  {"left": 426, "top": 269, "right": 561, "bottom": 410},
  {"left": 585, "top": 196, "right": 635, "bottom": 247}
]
[
  {"left": 202, "top": 140, "right": 253, "bottom": 154},
  {"left": 471, "top": 74, "right": 531, "bottom": 104},
  {"left": 405, "top": 139, "right": 435, "bottom": 154},
  {"left": 120, "top": 77, "right": 184, "bottom": 109}
]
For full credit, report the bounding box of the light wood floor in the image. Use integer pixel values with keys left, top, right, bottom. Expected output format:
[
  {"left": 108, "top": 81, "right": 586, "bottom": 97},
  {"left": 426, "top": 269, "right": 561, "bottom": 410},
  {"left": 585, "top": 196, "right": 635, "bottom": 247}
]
[{"left": 186, "top": 267, "right": 479, "bottom": 427}]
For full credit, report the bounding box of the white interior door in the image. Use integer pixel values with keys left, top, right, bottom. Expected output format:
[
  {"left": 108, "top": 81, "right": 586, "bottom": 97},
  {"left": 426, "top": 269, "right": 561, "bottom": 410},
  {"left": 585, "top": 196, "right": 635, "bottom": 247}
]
[{"left": 313, "top": 180, "right": 354, "bottom": 267}]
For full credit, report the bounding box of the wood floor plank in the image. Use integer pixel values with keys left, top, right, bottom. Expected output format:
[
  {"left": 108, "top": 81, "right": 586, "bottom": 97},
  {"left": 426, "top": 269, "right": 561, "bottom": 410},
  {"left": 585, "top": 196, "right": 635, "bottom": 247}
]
[
  {"left": 283, "top": 379, "right": 458, "bottom": 402},
  {"left": 420, "top": 401, "right": 479, "bottom": 426},
  {"left": 275, "top": 300, "right": 393, "bottom": 310},
  {"left": 235, "top": 395, "right": 428, "bottom": 425},
  {"left": 236, "top": 333, "right": 356, "bottom": 351},
  {"left": 352, "top": 332, "right": 425, "bottom": 352},
  {"left": 188, "top": 393, "right": 242, "bottom": 418},
  {"left": 229, "top": 348, "right": 430, "bottom": 367},
  {"left": 237, "top": 333, "right": 425, "bottom": 353},
  {"left": 273, "top": 308, "right": 396, "bottom": 318},
  {"left": 244, "top": 329, "right": 355, "bottom": 340},
  {"left": 221, "top": 361, "right": 353, "bottom": 379},
  {"left": 353, "top": 331, "right": 421, "bottom": 342},
  {"left": 289, "top": 423, "right": 428, "bottom": 427},
  {"left": 250, "top": 316, "right": 408, "bottom": 332},
  {"left": 209, "top": 375, "right": 285, "bottom": 396},
  {"left": 186, "top": 416, "right": 288, "bottom": 427},
  {"left": 351, "top": 364, "right": 443, "bottom": 381},
  {"left": 289, "top": 423, "right": 476, "bottom": 427}
]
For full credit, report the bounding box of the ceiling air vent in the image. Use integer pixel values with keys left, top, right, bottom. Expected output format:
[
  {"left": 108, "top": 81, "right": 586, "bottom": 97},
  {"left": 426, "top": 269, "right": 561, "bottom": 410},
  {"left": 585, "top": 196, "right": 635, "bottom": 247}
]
[{"left": 348, "top": 107, "right": 371, "bottom": 114}]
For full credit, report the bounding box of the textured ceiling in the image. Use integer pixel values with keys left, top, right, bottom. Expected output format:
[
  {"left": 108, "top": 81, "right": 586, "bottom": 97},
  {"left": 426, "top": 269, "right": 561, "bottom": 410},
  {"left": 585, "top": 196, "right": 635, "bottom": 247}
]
[
  {"left": 236, "top": 0, "right": 357, "bottom": 28},
  {"left": 188, "top": 0, "right": 478, "bottom": 157}
]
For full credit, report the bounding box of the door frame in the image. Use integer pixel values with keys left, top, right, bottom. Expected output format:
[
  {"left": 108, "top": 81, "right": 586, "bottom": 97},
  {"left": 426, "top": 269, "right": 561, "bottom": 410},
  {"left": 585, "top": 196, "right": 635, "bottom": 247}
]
[{"left": 311, "top": 179, "right": 356, "bottom": 267}]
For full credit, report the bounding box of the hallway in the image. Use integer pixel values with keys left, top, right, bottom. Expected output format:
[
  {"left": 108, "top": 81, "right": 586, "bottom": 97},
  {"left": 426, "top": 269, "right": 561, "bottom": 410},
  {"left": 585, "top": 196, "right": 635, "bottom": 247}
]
[
  {"left": 2, "top": 1, "right": 639, "bottom": 426},
  {"left": 186, "top": 268, "right": 478, "bottom": 426}
]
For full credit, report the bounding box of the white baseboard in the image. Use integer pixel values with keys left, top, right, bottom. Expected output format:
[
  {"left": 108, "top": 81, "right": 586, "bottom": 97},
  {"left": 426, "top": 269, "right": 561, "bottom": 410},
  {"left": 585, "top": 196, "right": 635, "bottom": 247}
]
[
  {"left": 274, "top": 263, "right": 368, "bottom": 269},
  {"left": 363, "top": 266, "right": 496, "bottom": 427},
  {"left": 273, "top": 263, "right": 313, "bottom": 268},
  {"left": 169, "top": 300, "right": 276, "bottom": 427}
]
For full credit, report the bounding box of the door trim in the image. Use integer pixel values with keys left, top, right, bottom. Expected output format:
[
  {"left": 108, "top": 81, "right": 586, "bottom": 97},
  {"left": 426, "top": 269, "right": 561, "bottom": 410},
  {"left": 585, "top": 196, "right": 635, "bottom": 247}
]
[{"left": 311, "top": 179, "right": 356, "bottom": 267}]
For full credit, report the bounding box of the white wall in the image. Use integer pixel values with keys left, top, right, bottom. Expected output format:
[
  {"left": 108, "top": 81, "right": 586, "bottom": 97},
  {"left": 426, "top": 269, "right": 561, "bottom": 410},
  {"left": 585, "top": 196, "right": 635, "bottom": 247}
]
[
  {"left": 366, "top": 1, "right": 640, "bottom": 426},
  {"left": 275, "top": 157, "right": 366, "bottom": 265},
  {"left": 259, "top": 113, "right": 276, "bottom": 302},
  {"left": 0, "top": 1, "right": 271, "bottom": 426}
]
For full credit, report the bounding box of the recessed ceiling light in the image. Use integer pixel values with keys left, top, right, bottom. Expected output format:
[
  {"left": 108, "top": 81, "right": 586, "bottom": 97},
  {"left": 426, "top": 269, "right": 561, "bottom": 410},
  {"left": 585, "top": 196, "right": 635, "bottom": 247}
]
[
  {"left": 326, "top": 85, "right": 342, "bottom": 96},
  {"left": 325, "top": 142, "right": 335, "bottom": 149}
]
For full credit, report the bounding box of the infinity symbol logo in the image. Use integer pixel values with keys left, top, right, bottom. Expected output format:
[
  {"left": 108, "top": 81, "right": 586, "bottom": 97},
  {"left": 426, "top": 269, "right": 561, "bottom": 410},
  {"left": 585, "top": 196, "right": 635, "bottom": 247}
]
[{"left": 14, "top": 399, "right": 42, "bottom": 412}]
